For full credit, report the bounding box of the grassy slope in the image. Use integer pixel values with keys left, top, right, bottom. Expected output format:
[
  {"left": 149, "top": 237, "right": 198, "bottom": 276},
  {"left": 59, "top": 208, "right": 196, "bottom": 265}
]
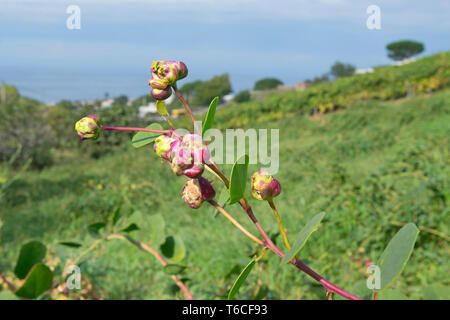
[{"left": 1, "top": 89, "right": 449, "bottom": 298}]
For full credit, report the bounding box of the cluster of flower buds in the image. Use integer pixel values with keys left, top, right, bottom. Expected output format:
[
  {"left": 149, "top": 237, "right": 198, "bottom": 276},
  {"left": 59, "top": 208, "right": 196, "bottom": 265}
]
[
  {"left": 251, "top": 169, "right": 281, "bottom": 201},
  {"left": 148, "top": 60, "right": 188, "bottom": 101},
  {"left": 182, "top": 177, "right": 216, "bottom": 209},
  {"left": 75, "top": 114, "right": 101, "bottom": 140},
  {"left": 154, "top": 132, "right": 210, "bottom": 179}
]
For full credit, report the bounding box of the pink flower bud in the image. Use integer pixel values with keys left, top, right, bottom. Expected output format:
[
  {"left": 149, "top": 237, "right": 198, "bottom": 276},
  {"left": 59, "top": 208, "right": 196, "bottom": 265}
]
[
  {"left": 182, "top": 177, "right": 215, "bottom": 209},
  {"left": 151, "top": 87, "right": 172, "bottom": 100},
  {"left": 75, "top": 114, "right": 101, "bottom": 140},
  {"left": 251, "top": 170, "right": 281, "bottom": 201},
  {"left": 149, "top": 60, "right": 189, "bottom": 91},
  {"left": 169, "top": 133, "right": 210, "bottom": 178}
]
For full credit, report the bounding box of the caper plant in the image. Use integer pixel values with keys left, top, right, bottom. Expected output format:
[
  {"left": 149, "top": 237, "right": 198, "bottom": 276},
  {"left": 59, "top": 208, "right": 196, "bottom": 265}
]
[{"left": 73, "top": 60, "right": 420, "bottom": 300}]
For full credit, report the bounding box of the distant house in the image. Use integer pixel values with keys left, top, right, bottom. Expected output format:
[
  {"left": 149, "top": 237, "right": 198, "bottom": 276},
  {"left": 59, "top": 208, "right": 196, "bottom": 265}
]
[
  {"left": 138, "top": 102, "right": 157, "bottom": 117},
  {"left": 295, "top": 82, "right": 311, "bottom": 91},
  {"left": 355, "top": 68, "right": 374, "bottom": 75},
  {"left": 101, "top": 99, "right": 113, "bottom": 109},
  {"left": 392, "top": 57, "right": 416, "bottom": 66}
]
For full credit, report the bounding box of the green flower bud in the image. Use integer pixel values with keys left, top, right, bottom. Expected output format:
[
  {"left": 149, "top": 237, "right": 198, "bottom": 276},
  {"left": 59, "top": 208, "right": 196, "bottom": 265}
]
[
  {"left": 75, "top": 115, "right": 101, "bottom": 140},
  {"left": 251, "top": 170, "right": 281, "bottom": 201}
]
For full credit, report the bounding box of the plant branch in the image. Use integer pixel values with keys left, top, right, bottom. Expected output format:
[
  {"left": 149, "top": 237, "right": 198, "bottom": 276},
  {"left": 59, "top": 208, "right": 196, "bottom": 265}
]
[
  {"left": 107, "top": 233, "right": 194, "bottom": 300},
  {"left": 102, "top": 127, "right": 173, "bottom": 134},
  {"left": 172, "top": 86, "right": 200, "bottom": 135},
  {"left": 0, "top": 273, "right": 16, "bottom": 292},
  {"left": 268, "top": 199, "right": 291, "bottom": 250},
  {"left": 208, "top": 200, "right": 264, "bottom": 246},
  {"left": 208, "top": 164, "right": 362, "bottom": 300}
]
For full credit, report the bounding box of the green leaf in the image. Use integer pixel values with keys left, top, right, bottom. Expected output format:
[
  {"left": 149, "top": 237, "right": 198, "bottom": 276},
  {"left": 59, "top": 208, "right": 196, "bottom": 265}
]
[
  {"left": 280, "top": 212, "right": 326, "bottom": 265},
  {"left": 377, "top": 289, "right": 408, "bottom": 300},
  {"left": 377, "top": 223, "right": 419, "bottom": 291},
  {"left": 87, "top": 222, "right": 106, "bottom": 239},
  {"left": 147, "top": 213, "right": 166, "bottom": 246},
  {"left": 202, "top": 96, "right": 219, "bottom": 137},
  {"left": 424, "top": 285, "right": 450, "bottom": 300},
  {"left": 156, "top": 100, "right": 168, "bottom": 116},
  {"left": 111, "top": 206, "right": 122, "bottom": 227},
  {"left": 14, "top": 263, "right": 53, "bottom": 299},
  {"left": 14, "top": 241, "right": 46, "bottom": 279},
  {"left": 120, "top": 223, "right": 139, "bottom": 233},
  {"left": 213, "top": 187, "right": 230, "bottom": 218},
  {"left": 58, "top": 241, "right": 82, "bottom": 248},
  {"left": 228, "top": 259, "right": 256, "bottom": 300},
  {"left": 163, "top": 264, "right": 187, "bottom": 275},
  {"left": 131, "top": 123, "right": 164, "bottom": 148},
  {"left": 160, "top": 235, "right": 186, "bottom": 263},
  {"left": 335, "top": 280, "right": 374, "bottom": 300},
  {"left": 229, "top": 154, "right": 249, "bottom": 204}
]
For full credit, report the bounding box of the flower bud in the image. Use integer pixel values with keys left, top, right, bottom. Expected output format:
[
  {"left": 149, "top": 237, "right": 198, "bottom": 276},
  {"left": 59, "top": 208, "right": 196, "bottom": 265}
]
[
  {"left": 180, "top": 133, "right": 210, "bottom": 164},
  {"left": 151, "top": 87, "right": 172, "bottom": 100},
  {"left": 149, "top": 60, "right": 189, "bottom": 90},
  {"left": 168, "top": 133, "right": 211, "bottom": 178},
  {"left": 153, "top": 135, "right": 176, "bottom": 160},
  {"left": 75, "top": 114, "right": 101, "bottom": 140},
  {"left": 251, "top": 170, "right": 281, "bottom": 201},
  {"left": 182, "top": 177, "right": 215, "bottom": 209}
]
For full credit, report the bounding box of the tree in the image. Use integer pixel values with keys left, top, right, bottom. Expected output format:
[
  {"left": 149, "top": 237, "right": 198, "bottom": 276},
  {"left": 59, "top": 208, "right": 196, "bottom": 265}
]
[
  {"left": 386, "top": 40, "right": 424, "bottom": 61},
  {"left": 253, "top": 78, "right": 283, "bottom": 91},
  {"left": 234, "top": 90, "right": 251, "bottom": 103},
  {"left": 330, "top": 62, "right": 355, "bottom": 79},
  {"left": 180, "top": 80, "right": 203, "bottom": 104},
  {"left": 194, "top": 74, "right": 232, "bottom": 106}
]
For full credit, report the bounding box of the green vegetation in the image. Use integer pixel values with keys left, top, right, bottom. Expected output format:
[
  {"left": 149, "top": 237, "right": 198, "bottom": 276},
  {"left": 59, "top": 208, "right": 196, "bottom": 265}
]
[
  {"left": 234, "top": 90, "right": 251, "bottom": 103},
  {"left": 254, "top": 78, "right": 283, "bottom": 91},
  {"left": 0, "top": 52, "right": 449, "bottom": 300},
  {"left": 330, "top": 61, "right": 356, "bottom": 78},
  {"left": 387, "top": 40, "right": 425, "bottom": 61}
]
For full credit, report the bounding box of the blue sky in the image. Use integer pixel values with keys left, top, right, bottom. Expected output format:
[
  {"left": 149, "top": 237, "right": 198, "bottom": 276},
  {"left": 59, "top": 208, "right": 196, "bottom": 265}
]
[{"left": 0, "top": 0, "right": 449, "bottom": 102}]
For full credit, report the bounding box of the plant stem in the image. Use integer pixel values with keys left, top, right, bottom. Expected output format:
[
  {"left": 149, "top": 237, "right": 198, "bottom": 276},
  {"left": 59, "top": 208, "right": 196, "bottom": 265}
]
[
  {"left": 102, "top": 127, "right": 173, "bottom": 134},
  {"left": 73, "top": 239, "right": 103, "bottom": 266},
  {"left": 207, "top": 164, "right": 362, "bottom": 300},
  {"left": 172, "top": 86, "right": 201, "bottom": 135},
  {"left": 107, "top": 233, "right": 194, "bottom": 300},
  {"left": 267, "top": 199, "right": 291, "bottom": 250},
  {"left": 0, "top": 273, "right": 16, "bottom": 292},
  {"left": 208, "top": 200, "right": 264, "bottom": 246}
]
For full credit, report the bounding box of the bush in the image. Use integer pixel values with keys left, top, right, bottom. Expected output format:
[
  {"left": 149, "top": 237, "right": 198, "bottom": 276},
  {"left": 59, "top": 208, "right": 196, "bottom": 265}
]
[
  {"left": 234, "top": 90, "right": 251, "bottom": 103},
  {"left": 254, "top": 78, "right": 283, "bottom": 90}
]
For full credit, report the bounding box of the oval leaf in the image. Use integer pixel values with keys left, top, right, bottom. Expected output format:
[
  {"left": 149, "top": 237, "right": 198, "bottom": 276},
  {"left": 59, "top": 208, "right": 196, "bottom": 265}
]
[
  {"left": 15, "top": 263, "right": 53, "bottom": 299},
  {"left": 213, "top": 187, "right": 230, "bottom": 218},
  {"left": 131, "top": 123, "right": 164, "bottom": 148},
  {"left": 58, "top": 241, "right": 82, "bottom": 248},
  {"left": 229, "top": 154, "right": 249, "bottom": 204},
  {"left": 120, "top": 223, "right": 139, "bottom": 233},
  {"left": 280, "top": 212, "right": 326, "bottom": 265},
  {"left": 202, "top": 96, "right": 219, "bottom": 137},
  {"left": 14, "top": 241, "right": 46, "bottom": 279},
  {"left": 87, "top": 222, "right": 106, "bottom": 239},
  {"left": 160, "top": 235, "right": 186, "bottom": 263},
  {"left": 228, "top": 259, "right": 256, "bottom": 300},
  {"left": 163, "top": 264, "right": 187, "bottom": 275},
  {"left": 377, "top": 223, "right": 419, "bottom": 291}
]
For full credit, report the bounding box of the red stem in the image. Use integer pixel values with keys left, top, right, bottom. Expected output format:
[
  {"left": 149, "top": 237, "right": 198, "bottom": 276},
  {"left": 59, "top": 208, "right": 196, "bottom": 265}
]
[
  {"left": 103, "top": 126, "right": 173, "bottom": 134},
  {"left": 238, "top": 199, "right": 362, "bottom": 300},
  {"left": 172, "top": 86, "right": 201, "bottom": 135}
]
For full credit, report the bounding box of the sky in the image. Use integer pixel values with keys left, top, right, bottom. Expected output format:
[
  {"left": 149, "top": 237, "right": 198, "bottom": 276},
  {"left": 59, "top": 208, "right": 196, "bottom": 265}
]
[{"left": 0, "top": 0, "right": 449, "bottom": 103}]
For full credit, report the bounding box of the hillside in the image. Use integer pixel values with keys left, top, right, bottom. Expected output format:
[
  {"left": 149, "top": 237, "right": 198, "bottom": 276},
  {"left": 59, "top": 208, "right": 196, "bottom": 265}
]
[{"left": 1, "top": 78, "right": 448, "bottom": 299}]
